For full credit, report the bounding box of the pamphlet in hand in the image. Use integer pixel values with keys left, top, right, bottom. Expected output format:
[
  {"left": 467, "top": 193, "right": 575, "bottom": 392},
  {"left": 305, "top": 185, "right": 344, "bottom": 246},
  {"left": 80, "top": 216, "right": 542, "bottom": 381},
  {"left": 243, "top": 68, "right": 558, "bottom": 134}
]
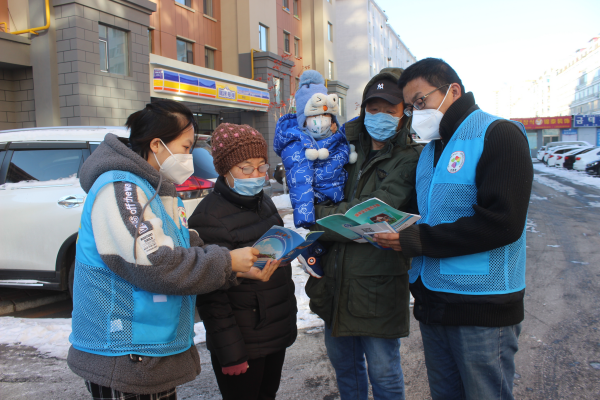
[
  {"left": 252, "top": 226, "right": 324, "bottom": 269},
  {"left": 316, "top": 198, "right": 420, "bottom": 249}
]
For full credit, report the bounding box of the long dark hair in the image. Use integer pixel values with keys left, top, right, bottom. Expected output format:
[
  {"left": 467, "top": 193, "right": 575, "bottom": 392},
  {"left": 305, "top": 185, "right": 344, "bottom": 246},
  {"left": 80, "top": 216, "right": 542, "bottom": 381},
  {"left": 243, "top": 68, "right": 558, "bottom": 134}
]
[{"left": 125, "top": 100, "right": 198, "bottom": 160}]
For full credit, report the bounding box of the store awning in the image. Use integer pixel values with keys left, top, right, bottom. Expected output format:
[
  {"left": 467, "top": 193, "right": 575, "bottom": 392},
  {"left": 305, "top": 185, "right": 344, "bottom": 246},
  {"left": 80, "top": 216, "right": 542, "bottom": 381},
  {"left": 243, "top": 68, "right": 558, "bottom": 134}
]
[{"left": 150, "top": 54, "right": 269, "bottom": 112}]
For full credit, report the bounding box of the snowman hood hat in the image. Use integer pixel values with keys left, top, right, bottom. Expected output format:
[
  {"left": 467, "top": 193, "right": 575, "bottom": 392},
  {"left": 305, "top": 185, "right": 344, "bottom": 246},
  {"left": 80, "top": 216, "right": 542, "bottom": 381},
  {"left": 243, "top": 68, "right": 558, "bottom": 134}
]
[{"left": 295, "top": 70, "right": 329, "bottom": 128}]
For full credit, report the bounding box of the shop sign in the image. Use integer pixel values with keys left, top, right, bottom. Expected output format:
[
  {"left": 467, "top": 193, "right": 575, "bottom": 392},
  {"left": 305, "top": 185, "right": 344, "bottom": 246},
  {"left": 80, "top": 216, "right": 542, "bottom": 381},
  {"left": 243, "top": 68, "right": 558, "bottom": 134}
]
[
  {"left": 573, "top": 115, "right": 600, "bottom": 127},
  {"left": 153, "top": 69, "right": 270, "bottom": 108},
  {"left": 597, "top": 128, "right": 600, "bottom": 146},
  {"left": 511, "top": 116, "right": 572, "bottom": 129},
  {"left": 562, "top": 129, "right": 578, "bottom": 136}
]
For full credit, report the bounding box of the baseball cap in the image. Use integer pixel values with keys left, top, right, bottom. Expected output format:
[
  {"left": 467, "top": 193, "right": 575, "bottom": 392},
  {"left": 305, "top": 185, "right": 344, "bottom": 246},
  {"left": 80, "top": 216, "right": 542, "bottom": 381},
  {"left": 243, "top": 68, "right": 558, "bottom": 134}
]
[{"left": 361, "top": 78, "right": 403, "bottom": 106}]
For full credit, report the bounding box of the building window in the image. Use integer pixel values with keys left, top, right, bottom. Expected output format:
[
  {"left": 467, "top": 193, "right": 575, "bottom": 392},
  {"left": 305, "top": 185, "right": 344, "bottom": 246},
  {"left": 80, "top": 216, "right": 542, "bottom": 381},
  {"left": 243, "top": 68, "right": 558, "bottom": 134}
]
[
  {"left": 294, "top": 77, "right": 300, "bottom": 95},
  {"left": 259, "top": 24, "right": 268, "bottom": 51},
  {"left": 176, "top": 0, "right": 192, "bottom": 7},
  {"left": 205, "top": 47, "right": 215, "bottom": 69},
  {"left": 273, "top": 77, "right": 281, "bottom": 104},
  {"left": 328, "top": 22, "right": 333, "bottom": 42},
  {"left": 293, "top": 0, "right": 299, "bottom": 16},
  {"left": 283, "top": 0, "right": 289, "bottom": 9},
  {"left": 284, "top": 31, "right": 290, "bottom": 53},
  {"left": 203, "top": 0, "right": 213, "bottom": 17},
  {"left": 148, "top": 29, "right": 153, "bottom": 54},
  {"left": 339, "top": 97, "right": 345, "bottom": 117},
  {"left": 294, "top": 37, "right": 300, "bottom": 58},
  {"left": 99, "top": 24, "right": 128, "bottom": 75},
  {"left": 177, "top": 39, "right": 194, "bottom": 64},
  {"left": 328, "top": 60, "right": 333, "bottom": 80}
]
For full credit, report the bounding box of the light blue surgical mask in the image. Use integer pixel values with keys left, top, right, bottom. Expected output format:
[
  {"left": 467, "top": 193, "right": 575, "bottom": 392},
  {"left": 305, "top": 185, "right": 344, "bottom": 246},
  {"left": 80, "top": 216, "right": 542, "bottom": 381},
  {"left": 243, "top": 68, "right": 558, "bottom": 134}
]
[
  {"left": 364, "top": 112, "right": 401, "bottom": 142},
  {"left": 229, "top": 172, "right": 265, "bottom": 196}
]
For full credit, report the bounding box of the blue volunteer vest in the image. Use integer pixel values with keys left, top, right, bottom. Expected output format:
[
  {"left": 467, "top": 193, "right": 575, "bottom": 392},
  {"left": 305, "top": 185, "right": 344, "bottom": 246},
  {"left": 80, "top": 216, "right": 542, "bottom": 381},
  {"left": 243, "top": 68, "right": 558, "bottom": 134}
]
[
  {"left": 70, "top": 170, "right": 195, "bottom": 357},
  {"left": 408, "top": 110, "right": 527, "bottom": 295}
]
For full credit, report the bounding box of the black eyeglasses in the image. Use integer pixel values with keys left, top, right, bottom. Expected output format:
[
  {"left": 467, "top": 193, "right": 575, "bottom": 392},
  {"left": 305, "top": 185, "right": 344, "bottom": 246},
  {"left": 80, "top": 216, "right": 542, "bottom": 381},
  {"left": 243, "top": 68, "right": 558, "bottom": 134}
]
[
  {"left": 404, "top": 84, "right": 450, "bottom": 117},
  {"left": 237, "top": 164, "right": 270, "bottom": 175}
]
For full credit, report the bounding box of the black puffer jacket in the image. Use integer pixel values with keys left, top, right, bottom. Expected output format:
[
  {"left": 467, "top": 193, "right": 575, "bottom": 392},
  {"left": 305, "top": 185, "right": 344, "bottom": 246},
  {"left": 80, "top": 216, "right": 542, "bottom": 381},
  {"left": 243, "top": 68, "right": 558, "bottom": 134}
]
[{"left": 189, "top": 176, "right": 298, "bottom": 367}]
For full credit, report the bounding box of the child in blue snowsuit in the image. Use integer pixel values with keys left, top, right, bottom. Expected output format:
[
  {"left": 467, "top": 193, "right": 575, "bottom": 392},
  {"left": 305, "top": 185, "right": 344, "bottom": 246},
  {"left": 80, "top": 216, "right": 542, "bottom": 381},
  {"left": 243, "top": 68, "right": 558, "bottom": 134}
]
[{"left": 274, "top": 70, "right": 357, "bottom": 278}]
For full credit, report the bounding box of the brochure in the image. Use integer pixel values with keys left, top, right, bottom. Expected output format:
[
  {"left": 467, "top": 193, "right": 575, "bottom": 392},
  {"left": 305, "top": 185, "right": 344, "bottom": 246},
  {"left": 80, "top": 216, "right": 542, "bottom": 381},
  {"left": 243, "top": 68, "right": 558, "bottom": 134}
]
[
  {"left": 316, "top": 198, "right": 420, "bottom": 248},
  {"left": 252, "top": 226, "right": 324, "bottom": 269}
]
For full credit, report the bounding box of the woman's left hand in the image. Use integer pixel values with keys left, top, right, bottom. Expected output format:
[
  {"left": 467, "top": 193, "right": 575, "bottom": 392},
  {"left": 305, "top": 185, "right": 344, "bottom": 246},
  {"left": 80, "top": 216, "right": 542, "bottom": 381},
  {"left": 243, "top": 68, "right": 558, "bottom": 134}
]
[{"left": 237, "top": 259, "right": 282, "bottom": 282}]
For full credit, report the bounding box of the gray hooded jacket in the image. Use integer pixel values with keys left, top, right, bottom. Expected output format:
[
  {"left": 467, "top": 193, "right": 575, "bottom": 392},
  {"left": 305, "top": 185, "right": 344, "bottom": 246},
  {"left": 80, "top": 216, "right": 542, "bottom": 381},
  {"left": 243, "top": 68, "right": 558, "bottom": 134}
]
[{"left": 68, "top": 133, "right": 236, "bottom": 394}]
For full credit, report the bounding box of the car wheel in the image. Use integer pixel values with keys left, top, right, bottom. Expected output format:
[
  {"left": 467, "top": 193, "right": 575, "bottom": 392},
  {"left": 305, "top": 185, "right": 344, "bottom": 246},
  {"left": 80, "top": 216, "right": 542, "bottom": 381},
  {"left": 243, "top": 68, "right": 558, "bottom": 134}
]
[{"left": 68, "top": 259, "right": 76, "bottom": 299}]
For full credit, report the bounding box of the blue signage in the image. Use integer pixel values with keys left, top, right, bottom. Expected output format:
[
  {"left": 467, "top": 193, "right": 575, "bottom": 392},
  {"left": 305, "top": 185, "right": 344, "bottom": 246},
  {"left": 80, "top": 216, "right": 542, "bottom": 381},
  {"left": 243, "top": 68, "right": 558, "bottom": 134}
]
[
  {"left": 597, "top": 128, "right": 600, "bottom": 146},
  {"left": 573, "top": 115, "right": 600, "bottom": 127},
  {"left": 562, "top": 129, "right": 577, "bottom": 136}
]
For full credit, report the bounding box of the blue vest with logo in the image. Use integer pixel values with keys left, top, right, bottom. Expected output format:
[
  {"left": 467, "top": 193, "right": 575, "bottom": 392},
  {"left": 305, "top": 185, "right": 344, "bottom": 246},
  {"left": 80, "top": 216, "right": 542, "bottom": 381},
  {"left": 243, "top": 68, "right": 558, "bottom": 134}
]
[
  {"left": 70, "top": 170, "right": 195, "bottom": 357},
  {"left": 408, "top": 110, "right": 527, "bottom": 295}
]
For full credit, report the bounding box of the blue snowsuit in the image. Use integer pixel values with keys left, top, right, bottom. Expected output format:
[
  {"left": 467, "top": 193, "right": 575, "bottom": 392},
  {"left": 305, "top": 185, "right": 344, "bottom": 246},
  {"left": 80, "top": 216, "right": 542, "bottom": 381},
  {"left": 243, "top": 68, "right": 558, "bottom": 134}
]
[{"left": 274, "top": 113, "right": 350, "bottom": 228}]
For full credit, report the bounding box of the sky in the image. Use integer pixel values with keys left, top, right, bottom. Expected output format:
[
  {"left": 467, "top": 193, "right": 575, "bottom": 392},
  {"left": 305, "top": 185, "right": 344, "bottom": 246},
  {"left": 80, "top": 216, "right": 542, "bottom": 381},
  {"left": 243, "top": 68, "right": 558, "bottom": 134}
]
[{"left": 374, "top": 0, "right": 600, "bottom": 113}]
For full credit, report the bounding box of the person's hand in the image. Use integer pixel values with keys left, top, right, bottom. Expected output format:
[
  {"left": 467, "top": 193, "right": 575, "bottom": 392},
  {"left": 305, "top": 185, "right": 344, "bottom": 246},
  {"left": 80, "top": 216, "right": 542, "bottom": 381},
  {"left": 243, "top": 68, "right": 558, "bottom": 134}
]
[
  {"left": 222, "top": 361, "right": 249, "bottom": 376},
  {"left": 330, "top": 121, "right": 338, "bottom": 134},
  {"left": 374, "top": 233, "right": 403, "bottom": 252},
  {"left": 237, "top": 259, "right": 281, "bottom": 282},
  {"left": 230, "top": 247, "right": 259, "bottom": 273}
]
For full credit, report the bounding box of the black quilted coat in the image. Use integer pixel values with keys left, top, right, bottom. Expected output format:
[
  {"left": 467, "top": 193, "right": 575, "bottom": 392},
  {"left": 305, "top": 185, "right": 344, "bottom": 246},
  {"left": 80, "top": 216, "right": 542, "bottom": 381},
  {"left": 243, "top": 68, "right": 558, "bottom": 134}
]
[{"left": 189, "top": 176, "right": 298, "bottom": 367}]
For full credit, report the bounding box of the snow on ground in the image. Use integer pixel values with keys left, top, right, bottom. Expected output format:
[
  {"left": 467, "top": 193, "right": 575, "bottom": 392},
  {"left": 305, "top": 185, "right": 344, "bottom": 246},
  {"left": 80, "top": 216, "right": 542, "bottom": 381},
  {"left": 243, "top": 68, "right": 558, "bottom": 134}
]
[
  {"left": 271, "top": 193, "right": 292, "bottom": 209},
  {"left": 533, "top": 163, "right": 600, "bottom": 191},
  {"left": 0, "top": 317, "right": 72, "bottom": 359}
]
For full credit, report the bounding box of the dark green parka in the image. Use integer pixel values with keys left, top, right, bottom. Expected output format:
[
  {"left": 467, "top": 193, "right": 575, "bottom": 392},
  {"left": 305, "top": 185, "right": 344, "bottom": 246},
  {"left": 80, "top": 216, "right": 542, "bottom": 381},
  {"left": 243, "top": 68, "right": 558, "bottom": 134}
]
[{"left": 306, "top": 68, "right": 422, "bottom": 338}]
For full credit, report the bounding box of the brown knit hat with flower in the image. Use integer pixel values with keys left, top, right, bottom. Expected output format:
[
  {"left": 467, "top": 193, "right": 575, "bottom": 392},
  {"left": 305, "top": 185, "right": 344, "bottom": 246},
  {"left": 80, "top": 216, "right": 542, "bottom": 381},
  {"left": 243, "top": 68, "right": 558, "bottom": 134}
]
[{"left": 211, "top": 123, "right": 268, "bottom": 175}]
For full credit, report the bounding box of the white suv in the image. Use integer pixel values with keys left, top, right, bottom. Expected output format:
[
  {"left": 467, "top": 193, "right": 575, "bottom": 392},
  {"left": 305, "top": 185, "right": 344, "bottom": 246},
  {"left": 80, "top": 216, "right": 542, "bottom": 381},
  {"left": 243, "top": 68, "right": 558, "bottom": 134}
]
[{"left": 0, "top": 126, "right": 209, "bottom": 293}]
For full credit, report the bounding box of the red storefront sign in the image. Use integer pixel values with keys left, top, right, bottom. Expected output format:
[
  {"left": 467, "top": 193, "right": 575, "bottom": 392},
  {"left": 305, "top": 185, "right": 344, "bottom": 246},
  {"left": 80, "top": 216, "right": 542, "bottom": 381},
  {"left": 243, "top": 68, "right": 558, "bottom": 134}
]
[{"left": 510, "top": 116, "right": 572, "bottom": 129}]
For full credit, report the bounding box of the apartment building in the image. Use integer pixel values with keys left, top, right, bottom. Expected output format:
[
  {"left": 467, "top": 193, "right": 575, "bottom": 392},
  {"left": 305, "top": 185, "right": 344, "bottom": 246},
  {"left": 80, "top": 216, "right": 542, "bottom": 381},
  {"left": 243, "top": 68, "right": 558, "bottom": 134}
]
[{"left": 335, "top": 0, "right": 416, "bottom": 118}]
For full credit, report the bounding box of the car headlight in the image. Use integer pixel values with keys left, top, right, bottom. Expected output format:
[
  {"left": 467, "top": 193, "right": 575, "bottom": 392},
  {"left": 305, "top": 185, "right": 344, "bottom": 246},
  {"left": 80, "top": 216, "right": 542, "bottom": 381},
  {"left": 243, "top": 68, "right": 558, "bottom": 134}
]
[{"left": 587, "top": 161, "right": 599, "bottom": 167}]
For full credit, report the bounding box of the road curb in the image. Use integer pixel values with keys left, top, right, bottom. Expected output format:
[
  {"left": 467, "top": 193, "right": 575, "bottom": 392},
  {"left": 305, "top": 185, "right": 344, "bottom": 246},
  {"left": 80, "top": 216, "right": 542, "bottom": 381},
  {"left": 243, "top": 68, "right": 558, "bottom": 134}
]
[{"left": 0, "top": 293, "right": 70, "bottom": 316}]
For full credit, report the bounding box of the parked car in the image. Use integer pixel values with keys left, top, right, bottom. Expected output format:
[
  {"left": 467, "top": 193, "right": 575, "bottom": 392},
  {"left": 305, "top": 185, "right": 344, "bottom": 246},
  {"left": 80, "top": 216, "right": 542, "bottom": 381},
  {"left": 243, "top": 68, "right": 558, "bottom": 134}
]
[
  {"left": 0, "top": 126, "right": 216, "bottom": 293},
  {"left": 560, "top": 147, "right": 596, "bottom": 169},
  {"left": 537, "top": 145, "right": 547, "bottom": 161},
  {"left": 585, "top": 159, "right": 600, "bottom": 176},
  {"left": 574, "top": 147, "right": 600, "bottom": 171},
  {"left": 538, "top": 141, "right": 591, "bottom": 162},
  {"left": 544, "top": 145, "right": 585, "bottom": 165},
  {"left": 548, "top": 146, "right": 590, "bottom": 167}
]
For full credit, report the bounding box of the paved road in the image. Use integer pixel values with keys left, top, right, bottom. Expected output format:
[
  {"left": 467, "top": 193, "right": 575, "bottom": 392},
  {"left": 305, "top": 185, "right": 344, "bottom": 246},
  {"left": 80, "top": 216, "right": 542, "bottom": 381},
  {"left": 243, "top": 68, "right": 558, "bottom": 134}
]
[{"left": 1, "top": 164, "right": 600, "bottom": 399}]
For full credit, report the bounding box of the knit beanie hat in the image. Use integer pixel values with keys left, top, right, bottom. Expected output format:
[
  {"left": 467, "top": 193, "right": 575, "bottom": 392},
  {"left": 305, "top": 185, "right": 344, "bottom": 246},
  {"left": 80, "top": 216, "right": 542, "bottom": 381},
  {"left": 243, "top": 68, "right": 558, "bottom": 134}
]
[
  {"left": 295, "top": 70, "right": 328, "bottom": 128},
  {"left": 211, "top": 123, "right": 268, "bottom": 176}
]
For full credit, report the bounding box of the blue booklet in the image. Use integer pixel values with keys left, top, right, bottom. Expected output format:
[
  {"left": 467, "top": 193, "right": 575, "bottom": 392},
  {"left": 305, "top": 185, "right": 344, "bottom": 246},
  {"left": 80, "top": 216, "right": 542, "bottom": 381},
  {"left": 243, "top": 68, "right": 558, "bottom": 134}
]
[{"left": 252, "top": 226, "right": 324, "bottom": 269}]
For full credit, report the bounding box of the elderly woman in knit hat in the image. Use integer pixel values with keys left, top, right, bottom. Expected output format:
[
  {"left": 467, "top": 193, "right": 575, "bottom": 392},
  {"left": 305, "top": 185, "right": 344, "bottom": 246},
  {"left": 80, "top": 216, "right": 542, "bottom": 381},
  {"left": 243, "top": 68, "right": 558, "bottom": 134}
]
[{"left": 188, "top": 123, "right": 297, "bottom": 400}]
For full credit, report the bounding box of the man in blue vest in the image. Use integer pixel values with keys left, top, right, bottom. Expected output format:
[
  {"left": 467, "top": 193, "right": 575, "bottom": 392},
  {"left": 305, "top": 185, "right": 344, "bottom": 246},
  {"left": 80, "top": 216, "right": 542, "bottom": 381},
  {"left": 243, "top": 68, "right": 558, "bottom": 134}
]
[{"left": 375, "top": 58, "right": 533, "bottom": 400}]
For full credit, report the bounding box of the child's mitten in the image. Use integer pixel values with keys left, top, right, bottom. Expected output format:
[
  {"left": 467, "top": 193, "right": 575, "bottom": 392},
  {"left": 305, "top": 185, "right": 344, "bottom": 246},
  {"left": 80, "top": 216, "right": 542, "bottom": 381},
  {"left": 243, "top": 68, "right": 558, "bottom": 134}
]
[
  {"left": 305, "top": 148, "right": 319, "bottom": 160},
  {"left": 349, "top": 144, "right": 358, "bottom": 164},
  {"left": 318, "top": 148, "right": 329, "bottom": 160}
]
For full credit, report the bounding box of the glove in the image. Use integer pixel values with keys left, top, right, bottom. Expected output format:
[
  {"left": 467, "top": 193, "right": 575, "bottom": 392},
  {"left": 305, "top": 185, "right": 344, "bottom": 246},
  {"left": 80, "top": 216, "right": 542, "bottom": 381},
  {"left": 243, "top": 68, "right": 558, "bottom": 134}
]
[{"left": 222, "top": 361, "right": 249, "bottom": 376}]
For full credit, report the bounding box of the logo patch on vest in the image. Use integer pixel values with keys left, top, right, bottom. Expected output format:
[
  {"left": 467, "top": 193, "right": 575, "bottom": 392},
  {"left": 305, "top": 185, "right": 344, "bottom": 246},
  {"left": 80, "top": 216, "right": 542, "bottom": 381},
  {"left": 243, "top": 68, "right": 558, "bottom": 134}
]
[
  {"left": 447, "top": 151, "right": 465, "bottom": 174},
  {"left": 178, "top": 206, "right": 188, "bottom": 228},
  {"left": 376, "top": 168, "right": 388, "bottom": 180}
]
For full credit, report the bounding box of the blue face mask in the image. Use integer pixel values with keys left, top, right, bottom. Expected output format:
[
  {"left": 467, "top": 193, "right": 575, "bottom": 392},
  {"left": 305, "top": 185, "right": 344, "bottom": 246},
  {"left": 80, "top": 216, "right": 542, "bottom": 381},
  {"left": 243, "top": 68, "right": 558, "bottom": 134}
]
[
  {"left": 364, "top": 112, "right": 401, "bottom": 142},
  {"left": 229, "top": 172, "right": 265, "bottom": 196}
]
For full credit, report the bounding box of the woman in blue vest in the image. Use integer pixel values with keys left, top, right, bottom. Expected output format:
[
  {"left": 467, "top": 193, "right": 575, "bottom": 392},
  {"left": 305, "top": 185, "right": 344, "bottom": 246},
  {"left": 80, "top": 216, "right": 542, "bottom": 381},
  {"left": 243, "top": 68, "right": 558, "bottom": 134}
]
[{"left": 68, "top": 100, "right": 266, "bottom": 400}]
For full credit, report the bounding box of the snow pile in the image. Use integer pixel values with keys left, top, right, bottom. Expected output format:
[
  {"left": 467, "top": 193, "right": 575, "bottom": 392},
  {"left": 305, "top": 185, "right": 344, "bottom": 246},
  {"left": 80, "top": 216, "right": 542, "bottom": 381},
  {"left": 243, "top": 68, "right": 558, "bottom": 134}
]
[
  {"left": 271, "top": 194, "right": 292, "bottom": 209},
  {"left": 0, "top": 317, "right": 72, "bottom": 359},
  {"left": 533, "top": 163, "right": 600, "bottom": 191}
]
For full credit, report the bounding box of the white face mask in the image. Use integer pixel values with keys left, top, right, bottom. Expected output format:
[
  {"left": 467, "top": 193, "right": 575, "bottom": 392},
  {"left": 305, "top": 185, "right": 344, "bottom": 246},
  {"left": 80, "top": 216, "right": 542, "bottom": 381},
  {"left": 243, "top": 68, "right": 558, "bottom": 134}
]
[
  {"left": 305, "top": 114, "right": 333, "bottom": 140},
  {"left": 411, "top": 85, "right": 452, "bottom": 141},
  {"left": 152, "top": 139, "right": 194, "bottom": 184}
]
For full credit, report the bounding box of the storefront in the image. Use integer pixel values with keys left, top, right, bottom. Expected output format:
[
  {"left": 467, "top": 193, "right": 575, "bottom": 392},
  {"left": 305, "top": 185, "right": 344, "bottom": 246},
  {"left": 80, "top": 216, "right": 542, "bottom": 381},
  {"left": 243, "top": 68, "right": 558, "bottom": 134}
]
[
  {"left": 149, "top": 54, "right": 270, "bottom": 140},
  {"left": 572, "top": 115, "right": 600, "bottom": 145},
  {"left": 511, "top": 116, "right": 573, "bottom": 157}
]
